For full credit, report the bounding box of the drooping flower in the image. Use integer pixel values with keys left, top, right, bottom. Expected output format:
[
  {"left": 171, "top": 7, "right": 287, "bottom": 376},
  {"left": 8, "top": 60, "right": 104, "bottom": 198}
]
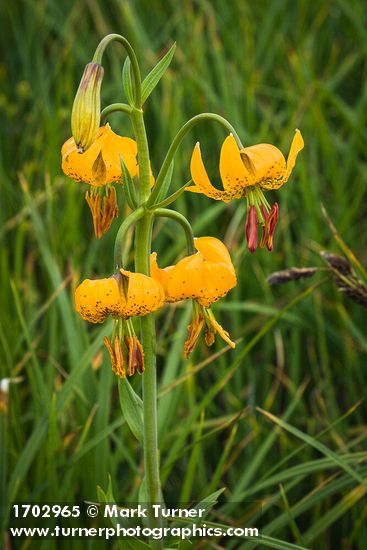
[
  {"left": 62, "top": 124, "right": 154, "bottom": 238},
  {"left": 75, "top": 270, "right": 165, "bottom": 377},
  {"left": 186, "top": 130, "right": 304, "bottom": 253},
  {"left": 71, "top": 62, "right": 104, "bottom": 153},
  {"left": 150, "top": 236, "right": 237, "bottom": 355},
  {"left": 151, "top": 236, "right": 237, "bottom": 306}
]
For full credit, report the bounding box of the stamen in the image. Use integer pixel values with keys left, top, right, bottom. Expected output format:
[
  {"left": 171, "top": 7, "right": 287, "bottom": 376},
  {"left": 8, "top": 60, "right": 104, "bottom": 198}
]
[
  {"left": 114, "top": 335, "right": 126, "bottom": 378},
  {"left": 245, "top": 205, "right": 258, "bottom": 254},
  {"left": 183, "top": 304, "right": 204, "bottom": 358},
  {"left": 85, "top": 190, "right": 102, "bottom": 238},
  {"left": 85, "top": 186, "right": 119, "bottom": 239},
  {"left": 260, "top": 202, "right": 279, "bottom": 251}
]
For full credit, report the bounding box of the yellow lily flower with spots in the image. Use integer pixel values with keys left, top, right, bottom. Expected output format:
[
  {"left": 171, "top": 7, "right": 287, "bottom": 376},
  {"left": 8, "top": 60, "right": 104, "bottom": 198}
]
[
  {"left": 62, "top": 123, "right": 155, "bottom": 238},
  {"left": 186, "top": 130, "right": 304, "bottom": 253},
  {"left": 151, "top": 236, "right": 237, "bottom": 356},
  {"left": 75, "top": 270, "right": 165, "bottom": 378}
]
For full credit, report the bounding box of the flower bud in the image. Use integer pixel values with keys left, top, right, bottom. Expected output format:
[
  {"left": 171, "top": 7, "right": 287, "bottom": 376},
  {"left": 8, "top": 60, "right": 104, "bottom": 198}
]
[{"left": 71, "top": 62, "right": 104, "bottom": 152}]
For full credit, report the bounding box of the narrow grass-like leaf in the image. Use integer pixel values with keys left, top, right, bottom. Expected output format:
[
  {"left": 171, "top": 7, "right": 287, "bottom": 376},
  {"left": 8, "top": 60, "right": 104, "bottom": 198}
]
[
  {"left": 244, "top": 535, "right": 308, "bottom": 549},
  {"left": 98, "top": 479, "right": 151, "bottom": 550},
  {"left": 118, "top": 378, "right": 144, "bottom": 443},
  {"left": 180, "top": 411, "right": 204, "bottom": 502},
  {"left": 153, "top": 160, "right": 174, "bottom": 205},
  {"left": 303, "top": 485, "right": 367, "bottom": 545},
  {"left": 141, "top": 43, "right": 176, "bottom": 104},
  {"left": 206, "top": 425, "right": 237, "bottom": 496},
  {"left": 70, "top": 417, "right": 125, "bottom": 464},
  {"left": 122, "top": 56, "right": 135, "bottom": 106},
  {"left": 231, "top": 382, "right": 307, "bottom": 501},
  {"left": 257, "top": 408, "right": 367, "bottom": 488},
  {"left": 244, "top": 452, "right": 367, "bottom": 496},
  {"left": 120, "top": 155, "right": 137, "bottom": 209},
  {"left": 194, "top": 488, "right": 225, "bottom": 517}
]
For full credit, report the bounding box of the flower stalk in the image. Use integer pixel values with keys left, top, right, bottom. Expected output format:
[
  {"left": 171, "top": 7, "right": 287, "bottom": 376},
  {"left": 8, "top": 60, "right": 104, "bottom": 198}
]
[
  {"left": 147, "top": 112, "right": 242, "bottom": 207},
  {"left": 129, "top": 108, "right": 163, "bottom": 543}
]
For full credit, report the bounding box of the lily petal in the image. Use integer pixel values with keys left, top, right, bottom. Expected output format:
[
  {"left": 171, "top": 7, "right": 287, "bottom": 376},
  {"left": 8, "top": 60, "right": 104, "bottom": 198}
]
[
  {"left": 242, "top": 144, "right": 286, "bottom": 191},
  {"left": 62, "top": 124, "right": 138, "bottom": 187},
  {"left": 285, "top": 129, "right": 304, "bottom": 182},
  {"left": 220, "top": 134, "right": 257, "bottom": 193},
  {"left": 187, "top": 143, "right": 228, "bottom": 201},
  {"left": 120, "top": 269, "right": 166, "bottom": 317}
]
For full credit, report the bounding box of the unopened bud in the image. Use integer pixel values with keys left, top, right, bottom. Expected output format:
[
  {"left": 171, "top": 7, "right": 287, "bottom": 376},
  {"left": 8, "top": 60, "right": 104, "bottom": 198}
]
[{"left": 71, "top": 62, "right": 104, "bottom": 152}]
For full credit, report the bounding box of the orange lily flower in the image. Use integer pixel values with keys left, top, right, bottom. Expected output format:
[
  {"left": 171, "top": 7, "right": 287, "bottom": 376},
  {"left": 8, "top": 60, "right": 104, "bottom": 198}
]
[
  {"left": 151, "top": 236, "right": 237, "bottom": 355},
  {"left": 151, "top": 236, "right": 237, "bottom": 307},
  {"left": 186, "top": 130, "right": 304, "bottom": 253},
  {"left": 75, "top": 270, "right": 165, "bottom": 378},
  {"left": 61, "top": 123, "right": 154, "bottom": 238},
  {"left": 75, "top": 270, "right": 165, "bottom": 322},
  {"left": 62, "top": 124, "right": 138, "bottom": 187}
]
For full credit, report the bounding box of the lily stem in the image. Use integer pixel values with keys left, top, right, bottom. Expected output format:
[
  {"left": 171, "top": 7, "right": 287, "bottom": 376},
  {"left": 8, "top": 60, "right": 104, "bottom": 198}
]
[
  {"left": 147, "top": 112, "right": 242, "bottom": 206},
  {"left": 100, "top": 103, "right": 133, "bottom": 125},
  {"left": 154, "top": 208, "right": 196, "bottom": 255},
  {"left": 130, "top": 105, "right": 163, "bottom": 548},
  {"left": 92, "top": 34, "right": 142, "bottom": 107}
]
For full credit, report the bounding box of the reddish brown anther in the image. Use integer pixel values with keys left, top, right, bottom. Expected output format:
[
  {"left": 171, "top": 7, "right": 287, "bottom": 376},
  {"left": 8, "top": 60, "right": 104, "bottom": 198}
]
[
  {"left": 204, "top": 325, "right": 215, "bottom": 347},
  {"left": 125, "top": 336, "right": 145, "bottom": 376},
  {"left": 245, "top": 205, "right": 258, "bottom": 254},
  {"left": 260, "top": 202, "right": 279, "bottom": 252},
  {"left": 100, "top": 187, "right": 119, "bottom": 235},
  {"left": 183, "top": 312, "right": 204, "bottom": 358},
  {"left": 104, "top": 336, "right": 126, "bottom": 378},
  {"left": 85, "top": 187, "right": 119, "bottom": 239}
]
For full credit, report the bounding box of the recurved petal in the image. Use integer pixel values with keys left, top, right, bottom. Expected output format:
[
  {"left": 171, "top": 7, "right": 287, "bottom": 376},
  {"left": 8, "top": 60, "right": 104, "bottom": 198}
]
[
  {"left": 120, "top": 269, "right": 165, "bottom": 317},
  {"left": 241, "top": 143, "right": 286, "bottom": 190},
  {"left": 194, "top": 236, "right": 236, "bottom": 275},
  {"left": 187, "top": 143, "right": 228, "bottom": 201},
  {"left": 104, "top": 129, "right": 138, "bottom": 181},
  {"left": 197, "top": 261, "right": 237, "bottom": 307},
  {"left": 285, "top": 129, "right": 304, "bottom": 182},
  {"left": 74, "top": 277, "right": 123, "bottom": 323},
  {"left": 62, "top": 130, "right": 105, "bottom": 185},
  {"left": 166, "top": 253, "right": 205, "bottom": 302},
  {"left": 150, "top": 253, "right": 176, "bottom": 300},
  {"left": 219, "top": 134, "right": 256, "bottom": 193},
  {"left": 62, "top": 124, "right": 139, "bottom": 187}
]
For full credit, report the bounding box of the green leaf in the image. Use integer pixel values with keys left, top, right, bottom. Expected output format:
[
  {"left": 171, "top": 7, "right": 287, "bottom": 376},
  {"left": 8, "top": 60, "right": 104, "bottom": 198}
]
[
  {"left": 257, "top": 407, "right": 367, "bottom": 489},
  {"left": 120, "top": 155, "right": 138, "bottom": 209},
  {"left": 122, "top": 56, "right": 135, "bottom": 106},
  {"left": 303, "top": 484, "right": 367, "bottom": 545},
  {"left": 118, "top": 378, "right": 144, "bottom": 443},
  {"left": 244, "top": 535, "right": 309, "bottom": 549},
  {"left": 194, "top": 488, "right": 225, "bottom": 518},
  {"left": 141, "top": 43, "right": 176, "bottom": 104},
  {"left": 154, "top": 160, "right": 174, "bottom": 205},
  {"left": 98, "top": 478, "right": 152, "bottom": 550},
  {"left": 178, "top": 541, "right": 193, "bottom": 550}
]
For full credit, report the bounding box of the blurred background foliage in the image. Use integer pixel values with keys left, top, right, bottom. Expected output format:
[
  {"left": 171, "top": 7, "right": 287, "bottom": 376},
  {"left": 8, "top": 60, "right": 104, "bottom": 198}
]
[{"left": 1, "top": 0, "right": 367, "bottom": 548}]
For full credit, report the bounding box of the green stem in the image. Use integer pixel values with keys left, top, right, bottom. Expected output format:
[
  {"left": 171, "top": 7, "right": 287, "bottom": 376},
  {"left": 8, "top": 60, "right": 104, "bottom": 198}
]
[
  {"left": 152, "top": 180, "right": 192, "bottom": 209},
  {"left": 92, "top": 34, "right": 142, "bottom": 108},
  {"left": 154, "top": 208, "right": 196, "bottom": 255},
  {"left": 114, "top": 207, "right": 144, "bottom": 269},
  {"left": 147, "top": 113, "right": 242, "bottom": 206},
  {"left": 129, "top": 105, "right": 163, "bottom": 546},
  {"left": 131, "top": 109, "right": 151, "bottom": 203},
  {"left": 100, "top": 103, "right": 132, "bottom": 125}
]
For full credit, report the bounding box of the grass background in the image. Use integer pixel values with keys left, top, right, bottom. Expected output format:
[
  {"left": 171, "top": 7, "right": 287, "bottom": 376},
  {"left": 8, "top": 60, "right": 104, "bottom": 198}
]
[{"left": 1, "top": 0, "right": 367, "bottom": 548}]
